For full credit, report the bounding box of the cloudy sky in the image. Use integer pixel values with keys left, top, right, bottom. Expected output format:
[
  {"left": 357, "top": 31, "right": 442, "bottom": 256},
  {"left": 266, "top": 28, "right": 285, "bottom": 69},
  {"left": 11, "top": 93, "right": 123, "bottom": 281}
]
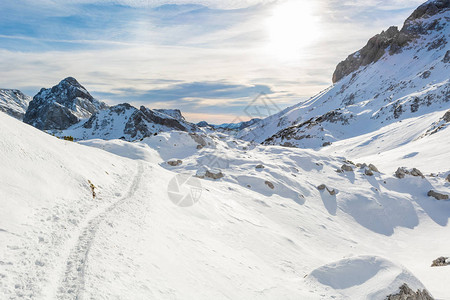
[{"left": 0, "top": 0, "right": 424, "bottom": 123}]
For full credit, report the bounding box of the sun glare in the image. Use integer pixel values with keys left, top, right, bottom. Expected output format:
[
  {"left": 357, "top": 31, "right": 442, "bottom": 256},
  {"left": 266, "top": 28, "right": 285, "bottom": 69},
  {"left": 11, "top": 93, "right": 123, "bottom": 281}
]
[{"left": 266, "top": 1, "right": 321, "bottom": 62}]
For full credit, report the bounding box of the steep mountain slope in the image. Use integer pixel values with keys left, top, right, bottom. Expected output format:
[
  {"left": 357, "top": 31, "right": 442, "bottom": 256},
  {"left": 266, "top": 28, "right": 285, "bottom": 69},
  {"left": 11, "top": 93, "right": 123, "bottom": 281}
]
[
  {"left": 0, "top": 89, "right": 31, "bottom": 120},
  {"left": 59, "top": 103, "right": 199, "bottom": 141},
  {"left": 1, "top": 110, "right": 449, "bottom": 298},
  {"left": 23, "top": 77, "right": 108, "bottom": 130},
  {"left": 239, "top": 0, "right": 449, "bottom": 149}
]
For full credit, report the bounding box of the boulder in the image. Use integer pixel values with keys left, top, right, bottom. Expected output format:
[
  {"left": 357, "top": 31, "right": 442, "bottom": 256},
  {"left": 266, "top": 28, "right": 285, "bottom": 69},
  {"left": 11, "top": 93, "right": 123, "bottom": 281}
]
[
  {"left": 341, "top": 164, "right": 354, "bottom": 172},
  {"left": 427, "top": 190, "right": 449, "bottom": 200},
  {"left": 410, "top": 168, "right": 424, "bottom": 178},
  {"left": 395, "top": 167, "right": 424, "bottom": 179},
  {"left": 255, "top": 164, "right": 265, "bottom": 169},
  {"left": 368, "top": 163, "right": 380, "bottom": 173},
  {"left": 365, "top": 169, "right": 374, "bottom": 176},
  {"left": 265, "top": 181, "right": 274, "bottom": 189},
  {"left": 395, "top": 167, "right": 407, "bottom": 178},
  {"left": 446, "top": 174, "right": 450, "bottom": 182},
  {"left": 205, "top": 169, "right": 224, "bottom": 180},
  {"left": 317, "top": 184, "right": 326, "bottom": 190},
  {"left": 431, "top": 256, "right": 450, "bottom": 267},
  {"left": 167, "top": 159, "right": 182, "bottom": 166},
  {"left": 326, "top": 187, "right": 337, "bottom": 196}
]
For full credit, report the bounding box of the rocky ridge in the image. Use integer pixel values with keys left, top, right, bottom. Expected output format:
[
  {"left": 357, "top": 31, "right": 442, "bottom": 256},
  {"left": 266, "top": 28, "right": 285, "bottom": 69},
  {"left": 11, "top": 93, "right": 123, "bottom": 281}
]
[{"left": 0, "top": 89, "right": 31, "bottom": 120}]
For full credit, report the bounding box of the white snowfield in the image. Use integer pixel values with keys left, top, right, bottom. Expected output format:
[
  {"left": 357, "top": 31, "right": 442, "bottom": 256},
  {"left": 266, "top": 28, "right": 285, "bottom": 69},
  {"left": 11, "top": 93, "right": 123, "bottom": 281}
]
[{"left": 1, "top": 110, "right": 449, "bottom": 299}]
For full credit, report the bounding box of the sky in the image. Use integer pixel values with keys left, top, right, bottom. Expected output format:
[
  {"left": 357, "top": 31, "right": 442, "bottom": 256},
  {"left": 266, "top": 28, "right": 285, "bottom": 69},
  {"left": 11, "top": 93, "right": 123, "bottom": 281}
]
[{"left": 0, "top": 0, "right": 425, "bottom": 123}]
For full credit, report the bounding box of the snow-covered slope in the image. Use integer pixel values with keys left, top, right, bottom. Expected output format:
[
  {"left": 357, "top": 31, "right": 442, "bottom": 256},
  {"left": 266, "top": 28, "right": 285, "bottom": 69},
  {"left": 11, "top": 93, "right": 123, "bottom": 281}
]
[
  {"left": 3, "top": 110, "right": 447, "bottom": 298},
  {"left": 0, "top": 89, "right": 31, "bottom": 120},
  {"left": 239, "top": 1, "right": 449, "bottom": 149}
]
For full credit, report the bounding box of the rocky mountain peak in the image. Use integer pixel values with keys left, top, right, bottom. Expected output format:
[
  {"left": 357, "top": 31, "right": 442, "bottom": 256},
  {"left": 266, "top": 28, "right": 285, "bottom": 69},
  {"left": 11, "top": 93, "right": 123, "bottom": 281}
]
[
  {"left": 405, "top": 0, "right": 449, "bottom": 23},
  {"left": 332, "top": 0, "right": 449, "bottom": 83},
  {"left": 24, "top": 77, "right": 107, "bottom": 130}
]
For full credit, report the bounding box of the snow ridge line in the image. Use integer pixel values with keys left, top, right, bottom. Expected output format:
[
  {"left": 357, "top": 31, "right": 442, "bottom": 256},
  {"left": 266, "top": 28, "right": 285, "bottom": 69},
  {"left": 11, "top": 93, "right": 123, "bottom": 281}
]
[{"left": 56, "top": 161, "right": 144, "bottom": 300}]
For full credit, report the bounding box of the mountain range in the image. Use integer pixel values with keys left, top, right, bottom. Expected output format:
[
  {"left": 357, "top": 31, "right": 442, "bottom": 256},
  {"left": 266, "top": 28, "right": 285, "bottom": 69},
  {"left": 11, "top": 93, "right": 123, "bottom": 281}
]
[{"left": 0, "top": 1, "right": 449, "bottom": 299}]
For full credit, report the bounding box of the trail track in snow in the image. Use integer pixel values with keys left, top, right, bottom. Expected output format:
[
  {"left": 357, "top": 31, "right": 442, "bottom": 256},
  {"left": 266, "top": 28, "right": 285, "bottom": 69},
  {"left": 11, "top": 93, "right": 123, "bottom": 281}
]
[{"left": 56, "top": 162, "right": 144, "bottom": 300}]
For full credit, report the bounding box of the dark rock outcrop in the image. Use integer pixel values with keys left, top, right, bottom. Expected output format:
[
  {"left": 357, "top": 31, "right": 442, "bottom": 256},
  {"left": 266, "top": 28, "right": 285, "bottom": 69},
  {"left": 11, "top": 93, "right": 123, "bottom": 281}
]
[
  {"left": 395, "top": 167, "right": 425, "bottom": 179},
  {"left": 24, "top": 77, "right": 107, "bottom": 130},
  {"left": 386, "top": 283, "right": 433, "bottom": 300},
  {"left": 265, "top": 180, "right": 274, "bottom": 189},
  {"left": 427, "top": 190, "right": 449, "bottom": 200},
  {"left": 431, "top": 256, "right": 449, "bottom": 266},
  {"left": 167, "top": 160, "right": 183, "bottom": 166},
  {"left": 332, "top": 0, "right": 449, "bottom": 83}
]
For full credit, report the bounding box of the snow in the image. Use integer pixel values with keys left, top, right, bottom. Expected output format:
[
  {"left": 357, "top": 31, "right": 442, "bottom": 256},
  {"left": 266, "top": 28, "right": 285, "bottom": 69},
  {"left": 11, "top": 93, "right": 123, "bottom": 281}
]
[
  {"left": 0, "top": 4, "right": 449, "bottom": 300},
  {"left": 2, "top": 110, "right": 449, "bottom": 299},
  {"left": 239, "top": 10, "right": 450, "bottom": 148},
  {"left": 0, "top": 89, "right": 31, "bottom": 120},
  {"left": 307, "top": 256, "right": 427, "bottom": 299}
]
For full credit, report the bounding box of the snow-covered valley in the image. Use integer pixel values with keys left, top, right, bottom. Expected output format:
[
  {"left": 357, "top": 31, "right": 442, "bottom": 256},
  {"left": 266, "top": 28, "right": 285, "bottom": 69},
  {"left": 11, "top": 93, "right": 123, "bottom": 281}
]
[
  {"left": 1, "top": 106, "right": 449, "bottom": 299},
  {"left": 0, "top": 1, "right": 449, "bottom": 299}
]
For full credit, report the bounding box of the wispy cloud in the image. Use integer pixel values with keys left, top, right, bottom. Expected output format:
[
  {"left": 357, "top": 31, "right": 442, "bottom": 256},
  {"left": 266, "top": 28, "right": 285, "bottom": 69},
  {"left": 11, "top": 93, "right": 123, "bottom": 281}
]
[{"left": 0, "top": 0, "right": 425, "bottom": 122}]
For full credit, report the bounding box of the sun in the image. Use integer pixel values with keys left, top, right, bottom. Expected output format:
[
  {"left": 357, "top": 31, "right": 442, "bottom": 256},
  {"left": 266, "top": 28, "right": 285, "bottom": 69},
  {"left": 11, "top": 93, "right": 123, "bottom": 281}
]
[{"left": 266, "top": 1, "right": 321, "bottom": 62}]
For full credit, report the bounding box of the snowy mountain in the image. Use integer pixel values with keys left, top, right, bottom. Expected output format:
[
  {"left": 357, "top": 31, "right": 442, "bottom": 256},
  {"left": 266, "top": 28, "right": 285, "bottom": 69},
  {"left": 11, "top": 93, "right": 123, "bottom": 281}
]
[
  {"left": 23, "top": 77, "right": 108, "bottom": 130},
  {"left": 16, "top": 77, "right": 200, "bottom": 141},
  {"left": 239, "top": 0, "right": 449, "bottom": 148},
  {"left": 0, "top": 89, "right": 31, "bottom": 120},
  {"left": 1, "top": 110, "right": 449, "bottom": 299},
  {"left": 198, "top": 118, "right": 261, "bottom": 131},
  {"left": 58, "top": 103, "right": 199, "bottom": 141}
]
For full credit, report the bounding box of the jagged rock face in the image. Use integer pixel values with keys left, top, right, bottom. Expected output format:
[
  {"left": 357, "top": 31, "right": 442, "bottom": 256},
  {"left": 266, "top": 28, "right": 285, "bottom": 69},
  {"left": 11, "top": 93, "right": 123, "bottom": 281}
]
[
  {"left": 24, "top": 77, "right": 107, "bottom": 130},
  {"left": 0, "top": 89, "right": 31, "bottom": 120},
  {"left": 332, "top": 26, "right": 408, "bottom": 83},
  {"left": 332, "top": 0, "right": 449, "bottom": 83}
]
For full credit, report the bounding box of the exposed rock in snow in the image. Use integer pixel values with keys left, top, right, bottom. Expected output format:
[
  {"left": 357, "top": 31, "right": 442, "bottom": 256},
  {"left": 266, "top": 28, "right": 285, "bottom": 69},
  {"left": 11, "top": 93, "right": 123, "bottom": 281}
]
[
  {"left": 264, "top": 180, "right": 274, "bottom": 189},
  {"left": 386, "top": 283, "right": 434, "bottom": 300},
  {"left": 395, "top": 167, "right": 425, "bottom": 178},
  {"left": 369, "top": 164, "right": 380, "bottom": 173},
  {"left": 255, "top": 164, "right": 264, "bottom": 169},
  {"left": 167, "top": 159, "right": 183, "bottom": 166},
  {"left": 427, "top": 190, "right": 449, "bottom": 200},
  {"left": 431, "top": 256, "right": 450, "bottom": 267},
  {"left": 205, "top": 169, "right": 224, "bottom": 180},
  {"left": 365, "top": 168, "right": 374, "bottom": 176},
  {"left": 24, "top": 77, "right": 107, "bottom": 130},
  {"left": 341, "top": 164, "right": 354, "bottom": 172},
  {"left": 420, "top": 110, "right": 450, "bottom": 137},
  {"left": 0, "top": 89, "right": 31, "bottom": 120}
]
